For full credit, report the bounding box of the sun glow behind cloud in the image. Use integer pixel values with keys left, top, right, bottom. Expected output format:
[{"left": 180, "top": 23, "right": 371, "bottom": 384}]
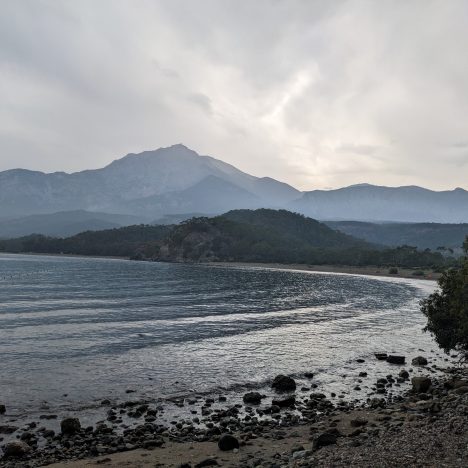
[{"left": 0, "top": 0, "right": 467, "bottom": 190}]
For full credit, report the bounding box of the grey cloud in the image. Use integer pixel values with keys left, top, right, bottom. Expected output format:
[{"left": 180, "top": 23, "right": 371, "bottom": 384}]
[{"left": 0, "top": 0, "right": 467, "bottom": 190}]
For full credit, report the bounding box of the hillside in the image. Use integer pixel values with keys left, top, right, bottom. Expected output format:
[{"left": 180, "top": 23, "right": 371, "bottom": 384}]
[
  {"left": 326, "top": 221, "right": 468, "bottom": 251},
  {"left": 156, "top": 209, "right": 447, "bottom": 267},
  {"left": 0, "top": 209, "right": 449, "bottom": 268}
]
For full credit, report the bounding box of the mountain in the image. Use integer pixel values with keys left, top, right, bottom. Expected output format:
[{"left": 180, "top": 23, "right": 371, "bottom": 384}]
[
  {"left": 290, "top": 184, "right": 468, "bottom": 223},
  {"left": 0, "top": 144, "right": 300, "bottom": 219},
  {"left": 0, "top": 210, "right": 144, "bottom": 239},
  {"left": 326, "top": 221, "right": 468, "bottom": 251}
]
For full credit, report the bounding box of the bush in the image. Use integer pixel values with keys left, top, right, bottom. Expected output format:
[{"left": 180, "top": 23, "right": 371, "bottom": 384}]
[
  {"left": 388, "top": 267, "right": 398, "bottom": 274},
  {"left": 420, "top": 238, "right": 468, "bottom": 356}
]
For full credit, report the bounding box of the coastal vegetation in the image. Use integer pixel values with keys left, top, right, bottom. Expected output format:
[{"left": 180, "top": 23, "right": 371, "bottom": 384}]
[
  {"left": 0, "top": 209, "right": 454, "bottom": 269},
  {"left": 421, "top": 237, "right": 468, "bottom": 356}
]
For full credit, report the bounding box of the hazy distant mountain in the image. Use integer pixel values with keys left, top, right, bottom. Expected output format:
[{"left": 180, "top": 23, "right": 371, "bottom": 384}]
[
  {"left": 290, "top": 184, "right": 468, "bottom": 223},
  {"left": 0, "top": 144, "right": 300, "bottom": 219},
  {"left": 1, "top": 145, "right": 467, "bottom": 224},
  {"left": 0, "top": 210, "right": 143, "bottom": 239},
  {"left": 326, "top": 220, "right": 468, "bottom": 251}
]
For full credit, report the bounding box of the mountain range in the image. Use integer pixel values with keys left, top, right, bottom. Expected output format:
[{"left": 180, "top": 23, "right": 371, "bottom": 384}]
[{"left": 1, "top": 144, "right": 467, "bottom": 236}]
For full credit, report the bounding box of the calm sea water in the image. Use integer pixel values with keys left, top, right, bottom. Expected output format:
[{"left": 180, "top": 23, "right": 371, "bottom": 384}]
[{"left": 0, "top": 253, "right": 440, "bottom": 419}]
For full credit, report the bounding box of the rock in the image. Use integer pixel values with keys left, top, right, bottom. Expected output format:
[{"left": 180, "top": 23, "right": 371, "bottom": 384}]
[
  {"left": 3, "top": 440, "right": 31, "bottom": 457},
  {"left": 412, "top": 376, "right": 432, "bottom": 393},
  {"left": 272, "top": 395, "right": 296, "bottom": 408},
  {"left": 272, "top": 374, "right": 296, "bottom": 392},
  {"left": 314, "top": 432, "right": 337, "bottom": 449},
  {"left": 399, "top": 369, "right": 410, "bottom": 379},
  {"left": 0, "top": 425, "right": 18, "bottom": 434},
  {"left": 143, "top": 438, "right": 164, "bottom": 449},
  {"left": 350, "top": 417, "right": 368, "bottom": 427},
  {"left": 243, "top": 392, "right": 263, "bottom": 405},
  {"left": 356, "top": 359, "right": 365, "bottom": 363},
  {"left": 304, "top": 372, "right": 314, "bottom": 379},
  {"left": 0, "top": 404, "right": 5, "bottom": 414},
  {"left": 60, "top": 417, "right": 81, "bottom": 434},
  {"left": 412, "top": 356, "right": 428, "bottom": 366},
  {"left": 195, "top": 459, "right": 219, "bottom": 468},
  {"left": 359, "top": 372, "right": 368, "bottom": 377},
  {"left": 375, "top": 353, "right": 388, "bottom": 360},
  {"left": 218, "top": 433, "right": 239, "bottom": 451},
  {"left": 386, "top": 355, "right": 406, "bottom": 364}
]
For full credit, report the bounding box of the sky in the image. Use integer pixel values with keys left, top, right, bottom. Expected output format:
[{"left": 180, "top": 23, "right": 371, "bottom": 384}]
[{"left": 1, "top": 0, "right": 468, "bottom": 191}]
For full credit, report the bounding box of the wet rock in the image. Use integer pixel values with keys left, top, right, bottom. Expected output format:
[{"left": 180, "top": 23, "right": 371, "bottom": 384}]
[
  {"left": 243, "top": 392, "right": 263, "bottom": 405},
  {"left": 218, "top": 433, "right": 239, "bottom": 451},
  {"left": 195, "top": 459, "right": 219, "bottom": 468},
  {"left": 387, "top": 355, "right": 406, "bottom": 364},
  {"left": 359, "top": 372, "right": 368, "bottom": 377},
  {"left": 356, "top": 359, "right": 365, "bottom": 363},
  {"left": 272, "top": 375, "right": 296, "bottom": 392},
  {"left": 304, "top": 372, "right": 314, "bottom": 379},
  {"left": 375, "top": 353, "right": 388, "bottom": 360},
  {"left": 313, "top": 432, "right": 337, "bottom": 449},
  {"left": 412, "top": 356, "right": 428, "bottom": 366},
  {"left": 412, "top": 376, "right": 432, "bottom": 393},
  {"left": 60, "top": 417, "right": 81, "bottom": 434},
  {"left": 272, "top": 395, "right": 296, "bottom": 408},
  {"left": 0, "top": 425, "right": 18, "bottom": 434},
  {"left": 0, "top": 404, "right": 5, "bottom": 414},
  {"left": 399, "top": 369, "right": 410, "bottom": 379},
  {"left": 3, "top": 440, "right": 31, "bottom": 457}
]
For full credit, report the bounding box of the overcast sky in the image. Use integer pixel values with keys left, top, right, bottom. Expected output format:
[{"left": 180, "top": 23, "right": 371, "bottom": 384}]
[{"left": 1, "top": 0, "right": 468, "bottom": 190}]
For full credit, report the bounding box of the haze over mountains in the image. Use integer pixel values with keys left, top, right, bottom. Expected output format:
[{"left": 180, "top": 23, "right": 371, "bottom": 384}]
[{"left": 1, "top": 144, "right": 468, "bottom": 239}]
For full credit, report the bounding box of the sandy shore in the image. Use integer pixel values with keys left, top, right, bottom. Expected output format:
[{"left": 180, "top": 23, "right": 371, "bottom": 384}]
[{"left": 208, "top": 262, "right": 442, "bottom": 281}]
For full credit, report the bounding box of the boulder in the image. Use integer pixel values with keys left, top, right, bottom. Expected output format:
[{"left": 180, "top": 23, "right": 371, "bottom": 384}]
[
  {"left": 272, "top": 395, "right": 296, "bottom": 408},
  {"left": 386, "top": 355, "right": 405, "bottom": 364},
  {"left": 60, "top": 417, "right": 81, "bottom": 434},
  {"left": 218, "top": 433, "right": 239, "bottom": 451},
  {"left": 375, "top": 353, "right": 388, "bottom": 360},
  {"left": 399, "top": 369, "right": 410, "bottom": 379},
  {"left": 313, "top": 432, "right": 337, "bottom": 449},
  {"left": 411, "top": 376, "right": 432, "bottom": 393},
  {"left": 242, "top": 392, "right": 263, "bottom": 405},
  {"left": 271, "top": 374, "right": 296, "bottom": 392},
  {"left": 3, "top": 440, "right": 31, "bottom": 457},
  {"left": 412, "top": 356, "right": 428, "bottom": 366}
]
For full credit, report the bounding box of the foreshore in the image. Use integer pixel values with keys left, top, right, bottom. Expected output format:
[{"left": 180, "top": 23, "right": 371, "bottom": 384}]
[
  {"left": 1, "top": 355, "right": 466, "bottom": 467},
  {"left": 209, "top": 262, "right": 442, "bottom": 281}
]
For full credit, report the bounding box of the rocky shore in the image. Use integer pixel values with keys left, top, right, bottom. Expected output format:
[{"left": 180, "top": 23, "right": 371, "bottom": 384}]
[{"left": 1, "top": 355, "right": 467, "bottom": 468}]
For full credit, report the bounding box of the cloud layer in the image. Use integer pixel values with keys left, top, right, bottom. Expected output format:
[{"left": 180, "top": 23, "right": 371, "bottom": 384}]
[{"left": 1, "top": 0, "right": 467, "bottom": 190}]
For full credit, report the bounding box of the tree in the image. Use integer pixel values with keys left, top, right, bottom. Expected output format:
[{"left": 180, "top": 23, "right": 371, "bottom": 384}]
[{"left": 420, "top": 237, "right": 468, "bottom": 356}]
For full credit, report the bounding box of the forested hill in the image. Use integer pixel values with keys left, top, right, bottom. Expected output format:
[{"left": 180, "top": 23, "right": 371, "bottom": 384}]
[
  {"left": 156, "top": 209, "right": 447, "bottom": 267},
  {"left": 0, "top": 209, "right": 450, "bottom": 268}
]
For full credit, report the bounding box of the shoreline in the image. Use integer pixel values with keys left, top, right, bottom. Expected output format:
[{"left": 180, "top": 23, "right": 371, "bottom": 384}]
[
  {"left": 1, "top": 251, "right": 442, "bottom": 281},
  {"left": 207, "top": 261, "right": 442, "bottom": 281},
  {"left": 1, "top": 359, "right": 466, "bottom": 467}
]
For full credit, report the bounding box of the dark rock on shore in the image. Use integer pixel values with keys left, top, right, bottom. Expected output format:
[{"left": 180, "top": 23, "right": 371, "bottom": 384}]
[
  {"left": 375, "top": 353, "right": 388, "bottom": 360},
  {"left": 412, "top": 376, "right": 432, "bottom": 393},
  {"left": 272, "top": 375, "right": 296, "bottom": 392},
  {"left": 0, "top": 404, "right": 5, "bottom": 414},
  {"left": 412, "top": 356, "right": 428, "bottom": 366},
  {"left": 217, "top": 433, "right": 239, "bottom": 451},
  {"left": 242, "top": 392, "right": 263, "bottom": 405},
  {"left": 386, "top": 355, "right": 405, "bottom": 364},
  {"left": 3, "top": 440, "right": 31, "bottom": 457},
  {"left": 272, "top": 395, "right": 296, "bottom": 408},
  {"left": 313, "top": 432, "right": 338, "bottom": 449},
  {"left": 60, "top": 417, "right": 81, "bottom": 434}
]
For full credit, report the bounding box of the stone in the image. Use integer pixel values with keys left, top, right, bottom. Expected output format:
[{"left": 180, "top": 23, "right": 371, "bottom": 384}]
[
  {"left": 3, "top": 440, "right": 31, "bottom": 457},
  {"left": 0, "top": 404, "right": 5, "bottom": 414},
  {"left": 243, "top": 392, "right": 263, "bottom": 405},
  {"left": 60, "top": 417, "right": 81, "bottom": 434},
  {"left": 0, "top": 425, "right": 18, "bottom": 434},
  {"left": 272, "top": 395, "right": 296, "bottom": 408},
  {"left": 271, "top": 375, "right": 296, "bottom": 392},
  {"left": 350, "top": 417, "right": 368, "bottom": 427},
  {"left": 195, "top": 459, "right": 219, "bottom": 468},
  {"left": 411, "top": 376, "right": 432, "bottom": 393},
  {"left": 412, "top": 356, "right": 428, "bottom": 366},
  {"left": 399, "top": 369, "right": 410, "bottom": 379},
  {"left": 217, "top": 433, "right": 239, "bottom": 451},
  {"left": 304, "top": 372, "right": 314, "bottom": 379},
  {"left": 386, "top": 355, "right": 406, "bottom": 364},
  {"left": 375, "top": 353, "right": 388, "bottom": 360},
  {"left": 314, "top": 432, "right": 337, "bottom": 449}
]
